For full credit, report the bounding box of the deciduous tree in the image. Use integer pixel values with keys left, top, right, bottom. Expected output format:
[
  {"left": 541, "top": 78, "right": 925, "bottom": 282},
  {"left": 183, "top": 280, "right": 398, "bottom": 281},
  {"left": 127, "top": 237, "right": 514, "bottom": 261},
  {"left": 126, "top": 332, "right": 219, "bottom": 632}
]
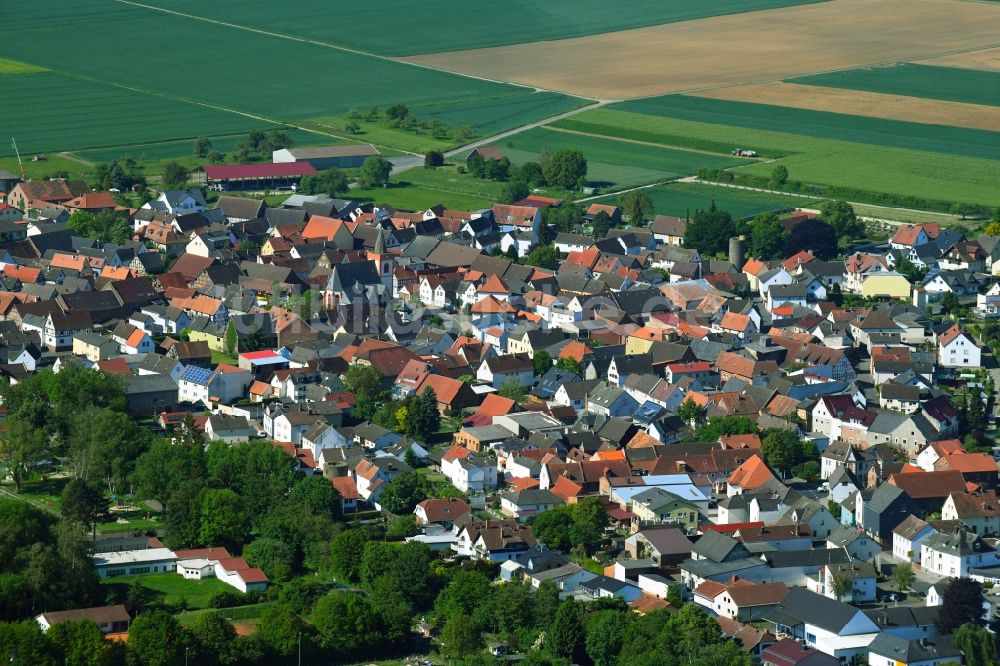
[
  {"left": 683, "top": 203, "right": 738, "bottom": 256},
  {"left": 441, "top": 613, "right": 483, "bottom": 658},
  {"left": 378, "top": 471, "right": 431, "bottom": 515},
  {"left": 749, "top": 213, "right": 787, "bottom": 260},
  {"left": 60, "top": 478, "right": 108, "bottom": 536},
  {"left": 162, "top": 162, "right": 190, "bottom": 188},
  {"left": 892, "top": 562, "right": 914, "bottom": 593},
  {"left": 618, "top": 190, "right": 653, "bottom": 224},
  {"left": 821, "top": 199, "right": 863, "bottom": 241},
  {"left": 498, "top": 375, "right": 526, "bottom": 400},
  {"left": 312, "top": 591, "right": 377, "bottom": 655},
  {"left": 542, "top": 149, "right": 587, "bottom": 190},
  {"left": 954, "top": 623, "right": 997, "bottom": 666},
  {"left": 127, "top": 610, "right": 188, "bottom": 666},
  {"left": 358, "top": 156, "right": 392, "bottom": 188},
  {"left": 194, "top": 137, "right": 212, "bottom": 158},
  {"left": 424, "top": 150, "right": 444, "bottom": 167}
]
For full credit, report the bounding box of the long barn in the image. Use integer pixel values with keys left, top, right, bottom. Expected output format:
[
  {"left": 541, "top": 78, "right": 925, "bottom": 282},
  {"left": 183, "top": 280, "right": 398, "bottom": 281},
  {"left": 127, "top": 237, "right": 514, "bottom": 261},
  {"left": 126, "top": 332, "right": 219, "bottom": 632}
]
[{"left": 201, "top": 161, "right": 316, "bottom": 191}]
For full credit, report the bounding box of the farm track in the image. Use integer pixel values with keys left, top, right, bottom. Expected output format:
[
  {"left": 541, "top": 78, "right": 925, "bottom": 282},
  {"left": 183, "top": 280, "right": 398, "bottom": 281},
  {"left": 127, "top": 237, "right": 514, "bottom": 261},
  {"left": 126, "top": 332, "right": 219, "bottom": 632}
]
[
  {"left": 57, "top": 151, "right": 95, "bottom": 167},
  {"left": 543, "top": 125, "right": 743, "bottom": 158}
]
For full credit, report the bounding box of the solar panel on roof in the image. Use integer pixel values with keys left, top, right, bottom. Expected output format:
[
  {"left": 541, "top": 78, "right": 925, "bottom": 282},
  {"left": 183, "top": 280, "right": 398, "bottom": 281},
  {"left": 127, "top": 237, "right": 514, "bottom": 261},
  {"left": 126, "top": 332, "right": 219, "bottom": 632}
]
[{"left": 179, "top": 365, "right": 213, "bottom": 384}]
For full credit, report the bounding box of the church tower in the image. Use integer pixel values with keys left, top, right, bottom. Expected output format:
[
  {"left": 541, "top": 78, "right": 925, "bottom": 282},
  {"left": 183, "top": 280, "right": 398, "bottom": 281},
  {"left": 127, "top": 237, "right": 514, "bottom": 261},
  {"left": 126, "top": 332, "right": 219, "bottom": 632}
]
[{"left": 367, "top": 226, "right": 393, "bottom": 289}]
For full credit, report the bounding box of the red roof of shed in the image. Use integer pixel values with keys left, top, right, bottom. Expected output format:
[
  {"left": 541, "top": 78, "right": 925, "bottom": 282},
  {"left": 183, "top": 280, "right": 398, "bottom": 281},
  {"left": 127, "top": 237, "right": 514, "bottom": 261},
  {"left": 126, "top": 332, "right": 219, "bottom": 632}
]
[{"left": 203, "top": 162, "right": 317, "bottom": 180}]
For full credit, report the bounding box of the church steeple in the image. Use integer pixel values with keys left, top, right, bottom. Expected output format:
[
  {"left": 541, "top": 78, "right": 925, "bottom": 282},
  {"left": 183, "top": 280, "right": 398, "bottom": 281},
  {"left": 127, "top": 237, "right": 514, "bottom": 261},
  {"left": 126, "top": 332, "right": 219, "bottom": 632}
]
[{"left": 374, "top": 226, "right": 385, "bottom": 255}]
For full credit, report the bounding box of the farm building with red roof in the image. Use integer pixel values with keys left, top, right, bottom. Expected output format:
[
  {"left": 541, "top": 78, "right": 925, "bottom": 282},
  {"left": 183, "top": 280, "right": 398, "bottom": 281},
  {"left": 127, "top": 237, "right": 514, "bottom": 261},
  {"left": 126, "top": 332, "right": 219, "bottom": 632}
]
[{"left": 202, "top": 161, "right": 316, "bottom": 190}]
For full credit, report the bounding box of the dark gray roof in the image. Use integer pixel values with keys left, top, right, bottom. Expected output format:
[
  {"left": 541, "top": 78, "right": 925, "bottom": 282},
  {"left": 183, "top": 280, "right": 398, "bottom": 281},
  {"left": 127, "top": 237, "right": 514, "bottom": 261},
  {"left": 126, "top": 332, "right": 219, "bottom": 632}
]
[
  {"left": 691, "top": 531, "right": 749, "bottom": 563},
  {"left": 863, "top": 605, "right": 939, "bottom": 629},
  {"left": 679, "top": 557, "right": 767, "bottom": 579},
  {"left": 125, "top": 373, "right": 177, "bottom": 394},
  {"left": 764, "top": 587, "right": 870, "bottom": 634},
  {"left": 761, "top": 549, "right": 851, "bottom": 568},
  {"left": 867, "top": 634, "right": 960, "bottom": 663},
  {"left": 866, "top": 482, "right": 906, "bottom": 513}
]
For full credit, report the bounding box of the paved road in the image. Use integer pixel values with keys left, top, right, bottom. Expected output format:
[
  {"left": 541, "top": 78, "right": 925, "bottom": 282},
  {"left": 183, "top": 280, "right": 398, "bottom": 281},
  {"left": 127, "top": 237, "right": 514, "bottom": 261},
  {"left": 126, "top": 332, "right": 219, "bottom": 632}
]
[{"left": 442, "top": 100, "right": 610, "bottom": 160}]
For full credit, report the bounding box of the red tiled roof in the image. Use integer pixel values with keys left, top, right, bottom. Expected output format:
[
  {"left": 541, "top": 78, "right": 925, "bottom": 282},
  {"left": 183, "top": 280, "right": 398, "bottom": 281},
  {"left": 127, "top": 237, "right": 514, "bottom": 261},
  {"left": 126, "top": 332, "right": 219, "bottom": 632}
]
[{"left": 330, "top": 476, "right": 360, "bottom": 500}]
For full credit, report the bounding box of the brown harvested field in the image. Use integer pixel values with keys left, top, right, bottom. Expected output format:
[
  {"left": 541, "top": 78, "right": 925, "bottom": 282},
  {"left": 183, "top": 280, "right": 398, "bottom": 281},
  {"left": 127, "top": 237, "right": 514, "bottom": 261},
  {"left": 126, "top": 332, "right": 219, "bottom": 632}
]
[
  {"left": 692, "top": 82, "right": 1000, "bottom": 132},
  {"left": 405, "top": 0, "right": 1000, "bottom": 100},
  {"left": 919, "top": 46, "right": 1000, "bottom": 72}
]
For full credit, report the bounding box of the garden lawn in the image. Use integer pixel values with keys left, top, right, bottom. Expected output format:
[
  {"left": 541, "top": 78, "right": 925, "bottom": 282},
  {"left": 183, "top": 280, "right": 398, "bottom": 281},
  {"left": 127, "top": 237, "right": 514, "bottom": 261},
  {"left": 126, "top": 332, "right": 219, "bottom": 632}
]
[
  {"left": 558, "top": 107, "right": 1000, "bottom": 207},
  {"left": 496, "top": 127, "right": 746, "bottom": 189},
  {"left": 98, "top": 509, "right": 163, "bottom": 535},
  {"left": 11, "top": 476, "right": 69, "bottom": 511},
  {"left": 595, "top": 182, "right": 816, "bottom": 221},
  {"left": 790, "top": 64, "right": 1000, "bottom": 108},
  {"left": 130, "top": 0, "right": 828, "bottom": 56},
  {"left": 102, "top": 573, "right": 231, "bottom": 610}
]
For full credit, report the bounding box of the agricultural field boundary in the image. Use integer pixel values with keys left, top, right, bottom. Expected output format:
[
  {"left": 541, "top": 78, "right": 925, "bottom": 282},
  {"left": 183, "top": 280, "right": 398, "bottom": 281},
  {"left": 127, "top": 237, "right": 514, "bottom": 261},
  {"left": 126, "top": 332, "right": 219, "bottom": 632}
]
[
  {"left": 692, "top": 82, "right": 1000, "bottom": 132},
  {"left": 789, "top": 63, "right": 1000, "bottom": 107},
  {"left": 127, "top": 0, "right": 831, "bottom": 57},
  {"left": 112, "top": 0, "right": 563, "bottom": 94},
  {"left": 404, "top": 0, "right": 1000, "bottom": 100}
]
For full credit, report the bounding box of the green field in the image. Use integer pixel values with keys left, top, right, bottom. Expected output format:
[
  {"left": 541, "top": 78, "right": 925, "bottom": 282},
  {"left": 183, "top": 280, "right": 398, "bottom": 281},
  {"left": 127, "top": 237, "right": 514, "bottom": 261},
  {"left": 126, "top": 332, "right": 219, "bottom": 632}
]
[
  {"left": 305, "top": 117, "right": 460, "bottom": 155},
  {"left": 618, "top": 95, "right": 1000, "bottom": 160},
  {"left": 557, "top": 107, "right": 1000, "bottom": 206},
  {"left": 0, "top": 154, "right": 95, "bottom": 180},
  {"left": 133, "top": 0, "right": 828, "bottom": 56},
  {"left": 596, "top": 182, "right": 816, "bottom": 220},
  {"left": 74, "top": 129, "right": 343, "bottom": 171},
  {"left": 349, "top": 182, "right": 493, "bottom": 212},
  {"left": 493, "top": 127, "right": 747, "bottom": 189},
  {"left": 1, "top": 72, "right": 275, "bottom": 158},
  {"left": 402, "top": 166, "right": 509, "bottom": 201},
  {"left": 102, "top": 573, "right": 231, "bottom": 610},
  {"left": 791, "top": 64, "right": 1000, "bottom": 107},
  {"left": 0, "top": 57, "right": 46, "bottom": 75},
  {"left": 0, "top": 0, "right": 587, "bottom": 159}
]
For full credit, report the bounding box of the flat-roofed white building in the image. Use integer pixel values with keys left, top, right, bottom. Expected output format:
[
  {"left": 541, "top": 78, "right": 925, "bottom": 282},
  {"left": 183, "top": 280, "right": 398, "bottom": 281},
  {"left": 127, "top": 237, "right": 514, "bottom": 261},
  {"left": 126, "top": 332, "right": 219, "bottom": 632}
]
[{"left": 92, "top": 548, "right": 178, "bottom": 578}]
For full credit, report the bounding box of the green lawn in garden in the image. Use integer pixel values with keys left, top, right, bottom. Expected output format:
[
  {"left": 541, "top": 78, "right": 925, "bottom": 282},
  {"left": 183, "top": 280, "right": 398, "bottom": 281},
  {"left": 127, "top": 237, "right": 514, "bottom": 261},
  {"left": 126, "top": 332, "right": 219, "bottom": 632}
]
[{"left": 102, "top": 573, "right": 231, "bottom": 610}]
